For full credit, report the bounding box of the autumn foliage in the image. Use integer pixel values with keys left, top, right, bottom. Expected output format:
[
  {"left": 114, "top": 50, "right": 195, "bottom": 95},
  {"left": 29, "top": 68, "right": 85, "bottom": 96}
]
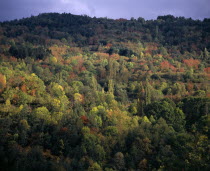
[
  {"left": 0, "top": 73, "right": 6, "bottom": 92},
  {"left": 160, "top": 60, "right": 176, "bottom": 71},
  {"left": 204, "top": 67, "right": 210, "bottom": 73},
  {"left": 183, "top": 59, "right": 200, "bottom": 69},
  {"left": 0, "top": 13, "right": 209, "bottom": 171}
]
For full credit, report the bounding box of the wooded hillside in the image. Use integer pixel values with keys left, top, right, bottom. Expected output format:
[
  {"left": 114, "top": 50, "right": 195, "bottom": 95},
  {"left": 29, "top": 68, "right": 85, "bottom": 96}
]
[{"left": 0, "top": 13, "right": 209, "bottom": 170}]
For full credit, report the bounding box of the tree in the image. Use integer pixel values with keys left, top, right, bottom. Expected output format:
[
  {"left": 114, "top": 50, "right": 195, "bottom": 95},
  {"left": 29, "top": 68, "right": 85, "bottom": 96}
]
[
  {"left": 0, "top": 73, "right": 6, "bottom": 92},
  {"left": 108, "top": 79, "right": 114, "bottom": 95},
  {"left": 74, "top": 93, "right": 84, "bottom": 104},
  {"left": 181, "top": 97, "right": 210, "bottom": 131},
  {"left": 144, "top": 99, "right": 185, "bottom": 131},
  {"left": 104, "top": 126, "right": 118, "bottom": 136},
  {"left": 159, "top": 46, "right": 168, "bottom": 56},
  {"left": 91, "top": 76, "right": 99, "bottom": 91},
  {"left": 145, "top": 81, "right": 151, "bottom": 105},
  {"left": 88, "top": 162, "right": 102, "bottom": 171},
  {"left": 137, "top": 82, "right": 145, "bottom": 116},
  {"left": 34, "top": 106, "right": 51, "bottom": 123},
  {"left": 113, "top": 152, "right": 125, "bottom": 170},
  {"left": 49, "top": 82, "right": 65, "bottom": 97},
  {"left": 138, "top": 158, "right": 148, "bottom": 171},
  {"left": 49, "top": 56, "right": 57, "bottom": 64},
  {"left": 204, "top": 48, "right": 209, "bottom": 60}
]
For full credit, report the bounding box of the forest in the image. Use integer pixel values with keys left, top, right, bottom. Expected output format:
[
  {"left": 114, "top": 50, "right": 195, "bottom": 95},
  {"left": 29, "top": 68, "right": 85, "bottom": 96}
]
[{"left": 0, "top": 13, "right": 210, "bottom": 170}]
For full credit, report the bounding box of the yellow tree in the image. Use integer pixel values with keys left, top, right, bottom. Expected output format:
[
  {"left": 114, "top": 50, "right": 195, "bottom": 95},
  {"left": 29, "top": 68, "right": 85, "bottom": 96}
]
[{"left": 0, "top": 73, "right": 6, "bottom": 92}]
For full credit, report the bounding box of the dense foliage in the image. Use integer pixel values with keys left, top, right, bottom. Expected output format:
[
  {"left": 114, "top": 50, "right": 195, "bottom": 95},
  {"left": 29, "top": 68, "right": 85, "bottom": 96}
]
[{"left": 0, "top": 13, "right": 210, "bottom": 170}]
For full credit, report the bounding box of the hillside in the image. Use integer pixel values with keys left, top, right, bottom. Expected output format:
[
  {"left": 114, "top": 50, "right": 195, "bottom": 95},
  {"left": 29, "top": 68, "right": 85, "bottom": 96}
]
[{"left": 0, "top": 13, "right": 210, "bottom": 170}]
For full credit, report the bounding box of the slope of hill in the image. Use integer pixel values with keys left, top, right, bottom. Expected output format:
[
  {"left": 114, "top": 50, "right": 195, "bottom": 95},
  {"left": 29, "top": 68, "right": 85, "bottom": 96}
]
[{"left": 0, "top": 13, "right": 209, "bottom": 170}]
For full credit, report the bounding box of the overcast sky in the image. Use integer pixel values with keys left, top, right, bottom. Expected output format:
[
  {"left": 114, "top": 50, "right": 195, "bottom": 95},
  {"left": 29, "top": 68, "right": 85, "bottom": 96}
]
[{"left": 0, "top": 0, "right": 210, "bottom": 21}]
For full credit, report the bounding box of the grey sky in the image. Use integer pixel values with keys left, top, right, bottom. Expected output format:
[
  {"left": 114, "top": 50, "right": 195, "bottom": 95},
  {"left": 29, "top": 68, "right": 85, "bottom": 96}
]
[{"left": 0, "top": 0, "right": 210, "bottom": 21}]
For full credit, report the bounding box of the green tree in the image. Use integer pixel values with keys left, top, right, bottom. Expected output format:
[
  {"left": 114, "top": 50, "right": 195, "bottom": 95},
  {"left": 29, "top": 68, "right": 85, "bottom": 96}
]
[
  {"left": 88, "top": 162, "right": 102, "bottom": 171},
  {"left": 34, "top": 106, "right": 51, "bottom": 123},
  {"left": 113, "top": 152, "right": 125, "bottom": 170}
]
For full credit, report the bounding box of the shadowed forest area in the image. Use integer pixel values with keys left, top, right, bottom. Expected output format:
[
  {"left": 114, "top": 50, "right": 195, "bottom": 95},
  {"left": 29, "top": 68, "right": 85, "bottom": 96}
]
[{"left": 0, "top": 13, "right": 210, "bottom": 170}]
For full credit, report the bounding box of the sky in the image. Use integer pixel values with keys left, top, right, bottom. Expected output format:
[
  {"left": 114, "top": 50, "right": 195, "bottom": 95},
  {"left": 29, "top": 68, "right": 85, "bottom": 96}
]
[{"left": 0, "top": 0, "right": 210, "bottom": 21}]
